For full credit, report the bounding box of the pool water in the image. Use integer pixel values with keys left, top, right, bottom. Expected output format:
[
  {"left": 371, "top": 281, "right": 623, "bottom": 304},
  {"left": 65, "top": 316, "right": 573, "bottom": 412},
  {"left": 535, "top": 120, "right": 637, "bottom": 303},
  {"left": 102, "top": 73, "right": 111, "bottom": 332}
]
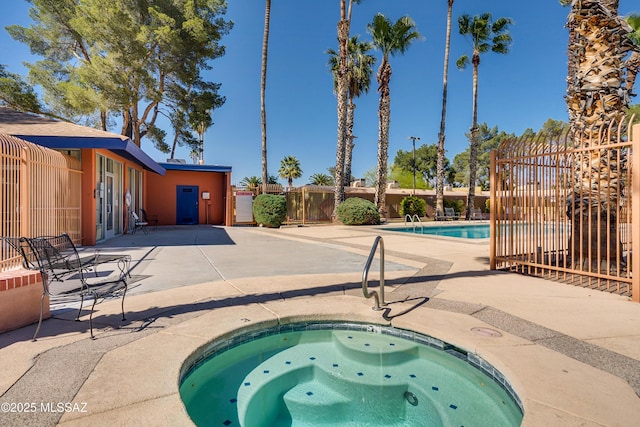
[
  {"left": 387, "top": 224, "right": 490, "bottom": 239},
  {"left": 180, "top": 324, "right": 523, "bottom": 426}
]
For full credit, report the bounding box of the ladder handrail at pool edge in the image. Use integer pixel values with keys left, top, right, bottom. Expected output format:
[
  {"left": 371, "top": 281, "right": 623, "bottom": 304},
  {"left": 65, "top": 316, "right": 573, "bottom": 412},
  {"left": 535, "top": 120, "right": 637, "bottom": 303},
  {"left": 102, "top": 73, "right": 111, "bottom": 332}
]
[
  {"left": 404, "top": 214, "right": 424, "bottom": 233},
  {"left": 362, "top": 236, "right": 386, "bottom": 311}
]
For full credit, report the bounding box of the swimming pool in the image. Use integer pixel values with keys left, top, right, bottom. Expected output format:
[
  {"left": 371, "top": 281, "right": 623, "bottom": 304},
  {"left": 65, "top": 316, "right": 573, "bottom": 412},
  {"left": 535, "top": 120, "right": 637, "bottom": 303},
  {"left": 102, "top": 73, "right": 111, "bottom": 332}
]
[
  {"left": 386, "top": 224, "right": 490, "bottom": 239},
  {"left": 180, "top": 323, "right": 523, "bottom": 426}
]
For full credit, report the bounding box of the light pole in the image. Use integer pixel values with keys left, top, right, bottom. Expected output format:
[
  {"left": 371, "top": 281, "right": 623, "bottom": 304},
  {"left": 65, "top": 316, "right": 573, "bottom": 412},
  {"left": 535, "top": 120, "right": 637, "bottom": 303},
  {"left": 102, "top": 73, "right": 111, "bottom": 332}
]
[{"left": 408, "top": 136, "right": 420, "bottom": 195}]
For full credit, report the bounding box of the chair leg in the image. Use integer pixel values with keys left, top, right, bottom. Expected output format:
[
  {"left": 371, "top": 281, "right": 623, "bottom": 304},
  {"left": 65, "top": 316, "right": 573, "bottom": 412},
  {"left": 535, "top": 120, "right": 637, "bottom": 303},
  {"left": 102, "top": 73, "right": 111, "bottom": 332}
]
[
  {"left": 32, "top": 293, "right": 46, "bottom": 342},
  {"left": 120, "top": 290, "right": 127, "bottom": 321},
  {"left": 76, "top": 294, "right": 85, "bottom": 321},
  {"left": 89, "top": 296, "right": 97, "bottom": 340}
]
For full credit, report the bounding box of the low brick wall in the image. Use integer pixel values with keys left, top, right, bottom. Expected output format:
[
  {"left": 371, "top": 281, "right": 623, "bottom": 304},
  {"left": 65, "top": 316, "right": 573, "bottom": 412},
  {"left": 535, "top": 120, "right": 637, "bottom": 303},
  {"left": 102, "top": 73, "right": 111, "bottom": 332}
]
[{"left": 0, "top": 269, "right": 49, "bottom": 334}]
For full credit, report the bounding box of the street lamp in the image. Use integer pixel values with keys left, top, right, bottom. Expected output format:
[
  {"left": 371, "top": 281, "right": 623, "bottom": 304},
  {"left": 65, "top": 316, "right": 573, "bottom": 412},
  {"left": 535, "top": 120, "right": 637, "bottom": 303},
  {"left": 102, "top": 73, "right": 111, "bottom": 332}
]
[{"left": 408, "top": 136, "right": 420, "bottom": 195}]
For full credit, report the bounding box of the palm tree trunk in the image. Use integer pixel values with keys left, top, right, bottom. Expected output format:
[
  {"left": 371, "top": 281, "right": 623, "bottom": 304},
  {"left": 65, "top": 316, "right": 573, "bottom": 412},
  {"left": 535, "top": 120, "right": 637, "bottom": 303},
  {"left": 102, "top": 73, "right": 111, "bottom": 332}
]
[
  {"left": 260, "top": 0, "right": 271, "bottom": 194},
  {"left": 466, "top": 53, "right": 480, "bottom": 220},
  {"left": 374, "top": 58, "right": 392, "bottom": 218},
  {"left": 565, "top": 0, "right": 632, "bottom": 269},
  {"left": 344, "top": 99, "right": 356, "bottom": 187},
  {"left": 436, "top": 0, "right": 453, "bottom": 217},
  {"left": 333, "top": 4, "right": 351, "bottom": 221}
]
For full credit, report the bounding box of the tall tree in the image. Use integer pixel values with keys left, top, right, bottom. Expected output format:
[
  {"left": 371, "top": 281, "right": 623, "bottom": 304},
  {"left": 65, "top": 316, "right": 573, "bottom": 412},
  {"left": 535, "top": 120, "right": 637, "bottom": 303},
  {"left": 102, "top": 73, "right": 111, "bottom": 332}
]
[
  {"left": 0, "top": 65, "right": 42, "bottom": 113},
  {"left": 7, "top": 0, "right": 232, "bottom": 149},
  {"left": 436, "top": 0, "right": 454, "bottom": 219},
  {"left": 368, "top": 13, "right": 421, "bottom": 218},
  {"left": 456, "top": 12, "right": 512, "bottom": 219},
  {"left": 537, "top": 118, "right": 570, "bottom": 139},
  {"left": 278, "top": 155, "right": 303, "bottom": 188},
  {"left": 260, "top": 0, "right": 271, "bottom": 194},
  {"left": 189, "top": 87, "right": 225, "bottom": 163},
  {"left": 451, "top": 123, "right": 513, "bottom": 190},
  {"left": 564, "top": 0, "right": 634, "bottom": 268},
  {"left": 327, "top": 36, "right": 375, "bottom": 188},
  {"left": 309, "top": 173, "right": 334, "bottom": 186},
  {"left": 393, "top": 143, "right": 450, "bottom": 188},
  {"left": 240, "top": 176, "right": 262, "bottom": 189},
  {"left": 333, "top": 0, "right": 362, "bottom": 221},
  {"left": 166, "top": 79, "right": 225, "bottom": 159}
]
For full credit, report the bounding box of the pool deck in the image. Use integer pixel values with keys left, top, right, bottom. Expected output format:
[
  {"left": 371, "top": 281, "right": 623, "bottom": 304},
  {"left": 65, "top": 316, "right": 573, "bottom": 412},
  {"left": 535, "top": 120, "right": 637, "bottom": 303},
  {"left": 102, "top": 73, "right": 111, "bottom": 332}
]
[{"left": 1, "top": 223, "right": 639, "bottom": 426}]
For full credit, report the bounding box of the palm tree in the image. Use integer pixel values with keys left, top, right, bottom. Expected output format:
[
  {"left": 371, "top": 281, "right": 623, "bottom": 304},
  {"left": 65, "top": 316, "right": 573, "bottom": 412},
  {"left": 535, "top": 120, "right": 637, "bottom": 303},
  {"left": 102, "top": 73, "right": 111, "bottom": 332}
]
[
  {"left": 333, "top": 0, "right": 363, "bottom": 221},
  {"left": 260, "top": 0, "right": 271, "bottom": 194},
  {"left": 309, "top": 173, "right": 334, "bottom": 186},
  {"left": 240, "top": 176, "right": 262, "bottom": 189},
  {"left": 278, "top": 155, "right": 303, "bottom": 188},
  {"left": 327, "top": 36, "right": 375, "bottom": 188},
  {"left": 435, "top": 0, "right": 454, "bottom": 217},
  {"left": 564, "top": 0, "right": 634, "bottom": 268},
  {"left": 456, "top": 13, "right": 512, "bottom": 220},
  {"left": 367, "top": 14, "right": 420, "bottom": 218}
]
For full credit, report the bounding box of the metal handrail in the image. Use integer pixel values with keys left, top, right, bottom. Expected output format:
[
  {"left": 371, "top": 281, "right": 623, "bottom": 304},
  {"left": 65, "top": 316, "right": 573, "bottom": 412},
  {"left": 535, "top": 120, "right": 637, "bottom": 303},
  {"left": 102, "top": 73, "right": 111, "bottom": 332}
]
[
  {"left": 404, "top": 214, "right": 424, "bottom": 233},
  {"left": 362, "top": 236, "right": 386, "bottom": 311}
]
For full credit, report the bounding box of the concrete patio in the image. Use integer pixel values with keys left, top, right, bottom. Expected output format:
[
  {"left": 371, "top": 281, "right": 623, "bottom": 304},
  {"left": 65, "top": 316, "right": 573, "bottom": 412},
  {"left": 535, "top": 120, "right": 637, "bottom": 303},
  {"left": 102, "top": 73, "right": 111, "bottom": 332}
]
[{"left": 0, "top": 224, "right": 639, "bottom": 426}]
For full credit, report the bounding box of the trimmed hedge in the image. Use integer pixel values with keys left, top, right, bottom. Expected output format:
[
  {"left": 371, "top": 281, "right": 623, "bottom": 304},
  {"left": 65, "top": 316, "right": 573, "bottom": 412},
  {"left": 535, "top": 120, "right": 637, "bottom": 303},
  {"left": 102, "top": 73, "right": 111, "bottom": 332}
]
[
  {"left": 253, "top": 194, "right": 287, "bottom": 228},
  {"left": 400, "top": 195, "right": 426, "bottom": 217},
  {"left": 336, "top": 197, "right": 380, "bottom": 225}
]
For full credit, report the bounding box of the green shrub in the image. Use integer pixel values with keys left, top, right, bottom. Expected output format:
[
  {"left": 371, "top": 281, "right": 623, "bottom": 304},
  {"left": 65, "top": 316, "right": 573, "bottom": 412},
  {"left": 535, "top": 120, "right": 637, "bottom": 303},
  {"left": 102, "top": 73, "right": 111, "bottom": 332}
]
[
  {"left": 336, "top": 197, "right": 380, "bottom": 225},
  {"left": 400, "top": 195, "right": 426, "bottom": 217},
  {"left": 253, "top": 194, "right": 287, "bottom": 228}
]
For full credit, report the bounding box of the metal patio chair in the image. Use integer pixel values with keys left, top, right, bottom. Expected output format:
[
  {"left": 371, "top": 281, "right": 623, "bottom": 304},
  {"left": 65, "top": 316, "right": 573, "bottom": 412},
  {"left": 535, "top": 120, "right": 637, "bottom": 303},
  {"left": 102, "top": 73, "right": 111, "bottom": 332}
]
[
  {"left": 444, "top": 207, "right": 461, "bottom": 220},
  {"left": 129, "top": 210, "right": 149, "bottom": 234},
  {"left": 21, "top": 234, "right": 131, "bottom": 340},
  {"left": 140, "top": 208, "right": 158, "bottom": 231}
]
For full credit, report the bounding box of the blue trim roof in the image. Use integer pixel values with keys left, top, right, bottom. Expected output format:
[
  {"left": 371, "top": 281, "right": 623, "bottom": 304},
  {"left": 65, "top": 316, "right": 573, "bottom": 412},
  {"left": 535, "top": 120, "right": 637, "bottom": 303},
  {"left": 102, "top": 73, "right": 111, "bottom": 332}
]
[
  {"left": 15, "top": 135, "right": 166, "bottom": 176},
  {"left": 159, "top": 162, "right": 232, "bottom": 173}
]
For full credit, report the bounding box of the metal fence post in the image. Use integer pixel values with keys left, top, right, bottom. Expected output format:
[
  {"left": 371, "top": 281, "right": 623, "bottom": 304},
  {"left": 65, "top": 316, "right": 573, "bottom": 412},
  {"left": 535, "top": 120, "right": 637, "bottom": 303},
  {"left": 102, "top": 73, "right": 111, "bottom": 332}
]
[{"left": 632, "top": 124, "right": 639, "bottom": 303}]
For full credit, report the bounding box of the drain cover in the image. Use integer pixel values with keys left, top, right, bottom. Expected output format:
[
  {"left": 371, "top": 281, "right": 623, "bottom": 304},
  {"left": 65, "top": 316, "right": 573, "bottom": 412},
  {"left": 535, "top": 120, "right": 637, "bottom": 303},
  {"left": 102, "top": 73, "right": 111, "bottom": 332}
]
[{"left": 471, "top": 327, "right": 503, "bottom": 337}]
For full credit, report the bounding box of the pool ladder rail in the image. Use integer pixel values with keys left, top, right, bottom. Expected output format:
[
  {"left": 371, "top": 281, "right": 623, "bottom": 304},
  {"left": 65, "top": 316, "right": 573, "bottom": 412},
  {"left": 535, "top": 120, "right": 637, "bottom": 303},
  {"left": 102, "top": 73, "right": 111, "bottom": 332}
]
[
  {"left": 362, "top": 236, "right": 386, "bottom": 311},
  {"left": 404, "top": 214, "right": 424, "bottom": 233}
]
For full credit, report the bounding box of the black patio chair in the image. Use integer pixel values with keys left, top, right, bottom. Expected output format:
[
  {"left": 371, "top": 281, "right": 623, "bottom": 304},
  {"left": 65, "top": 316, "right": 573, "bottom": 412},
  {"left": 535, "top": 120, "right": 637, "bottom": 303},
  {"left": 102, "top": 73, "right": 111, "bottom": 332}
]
[
  {"left": 140, "top": 208, "right": 158, "bottom": 231},
  {"left": 129, "top": 210, "right": 149, "bottom": 234},
  {"left": 22, "top": 234, "right": 131, "bottom": 340}
]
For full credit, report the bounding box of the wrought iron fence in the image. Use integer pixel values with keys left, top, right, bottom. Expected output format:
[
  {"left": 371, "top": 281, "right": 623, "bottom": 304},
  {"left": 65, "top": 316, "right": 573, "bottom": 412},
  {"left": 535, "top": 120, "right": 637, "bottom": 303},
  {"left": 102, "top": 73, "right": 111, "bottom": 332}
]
[
  {"left": 490, "top": 120, "right": 638, "bottom": 302},
  {"left": 1, "top": 135, "right": 82, "bottom": 271}
]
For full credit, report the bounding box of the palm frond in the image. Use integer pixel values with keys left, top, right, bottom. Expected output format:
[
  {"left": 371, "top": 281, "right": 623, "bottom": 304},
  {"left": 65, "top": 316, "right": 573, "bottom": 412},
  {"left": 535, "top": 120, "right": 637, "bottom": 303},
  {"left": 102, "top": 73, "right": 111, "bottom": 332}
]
[
  {"left": 456, "top": 54, "right": 469, "bottom": 69},
  {"left": 626, "top": 14, "right": 640, "bottom": 47}
]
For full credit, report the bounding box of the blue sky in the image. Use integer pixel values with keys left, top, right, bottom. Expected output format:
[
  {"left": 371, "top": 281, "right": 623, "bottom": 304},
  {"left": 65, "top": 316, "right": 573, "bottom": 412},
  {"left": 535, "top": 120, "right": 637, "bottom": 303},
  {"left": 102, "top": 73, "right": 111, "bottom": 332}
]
[{"left": 1, "top": 0, "right": 637, "bottom": 185}]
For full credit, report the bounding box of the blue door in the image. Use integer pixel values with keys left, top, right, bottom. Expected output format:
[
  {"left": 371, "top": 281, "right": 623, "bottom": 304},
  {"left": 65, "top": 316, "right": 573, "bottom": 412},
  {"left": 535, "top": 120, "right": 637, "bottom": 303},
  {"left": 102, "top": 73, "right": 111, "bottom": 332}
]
[{"left": 176, "top": 185, "right": 199, "bottom": 225}]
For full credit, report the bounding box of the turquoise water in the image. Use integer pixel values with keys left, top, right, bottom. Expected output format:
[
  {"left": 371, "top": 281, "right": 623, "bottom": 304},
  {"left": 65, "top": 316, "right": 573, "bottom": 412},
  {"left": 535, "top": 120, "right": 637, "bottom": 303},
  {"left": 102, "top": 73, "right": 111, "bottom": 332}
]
[
  {"left": 387, "top": 224, "right": 490, "bottom": 239},
  {"left": 180, "top": 324, "right": 523, "bottom": 426}
]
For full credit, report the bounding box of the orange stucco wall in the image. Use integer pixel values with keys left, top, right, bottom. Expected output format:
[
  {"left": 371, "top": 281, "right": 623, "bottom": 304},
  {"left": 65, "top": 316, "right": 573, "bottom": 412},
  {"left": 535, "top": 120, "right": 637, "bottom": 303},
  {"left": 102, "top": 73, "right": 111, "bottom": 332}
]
[
  {"left": 145, "top": 170, "right": 230, "bottom": 225},
  {"left": 80, "top": 148, "right": 146, "bottom": 245}
]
